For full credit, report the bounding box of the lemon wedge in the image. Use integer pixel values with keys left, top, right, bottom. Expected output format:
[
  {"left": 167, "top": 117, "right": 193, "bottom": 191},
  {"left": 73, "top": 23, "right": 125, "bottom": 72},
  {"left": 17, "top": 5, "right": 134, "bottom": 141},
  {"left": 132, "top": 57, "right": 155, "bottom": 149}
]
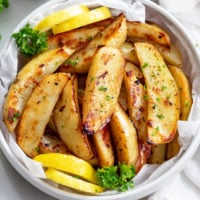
[
  {"left": 34, "top": 5, "right": 89, "bottom": 32},
  {"left": 52, "top": 6, "right": 111, "bottom": 34},
  {"left": 46, "top": 168, "right": 103, "bottom": 194},
  {"left": 34, "top": 153, "right": 97, "bottom": 183}
]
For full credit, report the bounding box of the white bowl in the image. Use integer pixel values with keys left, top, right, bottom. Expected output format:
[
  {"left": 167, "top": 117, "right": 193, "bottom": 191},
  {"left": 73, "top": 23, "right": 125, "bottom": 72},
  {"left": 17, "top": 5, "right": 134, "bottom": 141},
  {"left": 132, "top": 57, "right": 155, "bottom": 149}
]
[{"left": 1, "top": 0, "right": 200, "bottom": 200}]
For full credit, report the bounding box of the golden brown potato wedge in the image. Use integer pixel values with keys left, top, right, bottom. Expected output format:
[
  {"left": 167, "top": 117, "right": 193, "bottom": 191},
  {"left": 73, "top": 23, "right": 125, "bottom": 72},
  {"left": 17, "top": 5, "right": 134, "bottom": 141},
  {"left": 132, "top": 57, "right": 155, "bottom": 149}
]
[
  {"left": 118, "top": 82, "right": 128, "bottom": 112},
  {"left": 62, "top": 13, "right": 127, "bottom": 73},
  {"left": 17, "top": 73, "right": 69, "bottom": 157},
  {"left": 48, "top": 18, "right": 113, "bottom": 50},
  {"left": 166, "top": 133, "right": 179, "bottom": 160},
  {"left": 168, "top": 66, "right": 192, "bottom": 120},
  {"left": 82, "top": 46, "right": 125, "bottom": 134},
  {"left": 124, "top": 62, "right": 148, "bottom": 142},
  {"left": 120, "top": 42, "right": 139, "bottom": 65},
  {"left": 92, "top": 125, "right": 114, "bottom": 167},
  {"left": 166, "top": 66, "right": 192, "bottom": 159},
  {"left": 3, "top": 47, "right": 74, "bottom": 133},
  {"left": 135, "top": 42, "right": 180, "bottom": 144},
  {"left": 110, "top": 104, "right": 139, "bottom": 165},
  {"left": 148, "top": 144, "right": 166, "bottom": 164},
  {"left": 127, "top": 36, "right": 182, "bottom": 68},
  {"left": 154, "top": 44, "right": 183, "bottom": 68},
  {"left": 39, "top": 134, "right": 68, "bottom": 154},
  {"left": 48, "top": 116, "right": 58, "bottom": 133},
  {"left": 135, "top": 141, "right": 151, "bottom": 172},
  {"left": 127, "top": 21, "right": 170, "bottom": 47},
  {"left": 53, "top": 74, "right": 94, "bottom": 160}
]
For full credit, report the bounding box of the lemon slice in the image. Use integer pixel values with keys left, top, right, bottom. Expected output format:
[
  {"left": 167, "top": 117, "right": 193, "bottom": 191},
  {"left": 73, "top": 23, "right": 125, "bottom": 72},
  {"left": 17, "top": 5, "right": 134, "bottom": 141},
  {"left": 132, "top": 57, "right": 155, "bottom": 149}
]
[
  {"left": 34, "top": 153, "right": 96, "bottom": 183},
  {"left": 52, "top": 6, "right": 111, "bottom": 34},
  {"left": 34, "top": 5, "right": 89, "bottom": 32},
  {"left": 46, "top": 168, "right": 103, "bottom": 194}
]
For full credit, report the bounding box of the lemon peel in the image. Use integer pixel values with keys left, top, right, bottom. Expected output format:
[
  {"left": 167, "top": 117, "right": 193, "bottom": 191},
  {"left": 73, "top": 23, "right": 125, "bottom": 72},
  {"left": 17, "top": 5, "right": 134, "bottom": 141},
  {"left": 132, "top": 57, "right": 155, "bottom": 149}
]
[
  {"left": 46, "top": 168, "right": 103, "bottom": 194},
  {"left": 34, "top": 5, "right": 89, "bottom": 32},
  {"left": 34, "top": 153, "right": 97, "bottom": 183},
  {"left": 52, "top": 6, "right": 111, "bottom": 34}
]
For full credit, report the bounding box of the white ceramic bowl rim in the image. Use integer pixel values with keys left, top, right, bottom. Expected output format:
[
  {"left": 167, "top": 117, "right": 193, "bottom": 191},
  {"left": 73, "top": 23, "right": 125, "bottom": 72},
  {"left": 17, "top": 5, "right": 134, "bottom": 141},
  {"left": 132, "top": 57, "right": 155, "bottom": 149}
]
[{"left": 1, "top": 0, "right": 200, "bottom": 200}]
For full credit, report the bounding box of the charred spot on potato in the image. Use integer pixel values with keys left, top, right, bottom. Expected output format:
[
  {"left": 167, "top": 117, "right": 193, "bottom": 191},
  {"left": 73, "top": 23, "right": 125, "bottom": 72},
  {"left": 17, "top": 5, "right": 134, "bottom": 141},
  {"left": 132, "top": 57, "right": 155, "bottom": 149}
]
[{"left": 7, "top": 109, "right": 21, "bottom": 123}]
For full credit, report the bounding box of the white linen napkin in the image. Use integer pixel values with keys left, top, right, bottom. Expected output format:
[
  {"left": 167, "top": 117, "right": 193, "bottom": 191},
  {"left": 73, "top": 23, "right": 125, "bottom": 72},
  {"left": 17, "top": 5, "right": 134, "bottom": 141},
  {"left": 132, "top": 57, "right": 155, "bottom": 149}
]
[{"left": 147, "top": 1, "right": 200, "bottom": 199}]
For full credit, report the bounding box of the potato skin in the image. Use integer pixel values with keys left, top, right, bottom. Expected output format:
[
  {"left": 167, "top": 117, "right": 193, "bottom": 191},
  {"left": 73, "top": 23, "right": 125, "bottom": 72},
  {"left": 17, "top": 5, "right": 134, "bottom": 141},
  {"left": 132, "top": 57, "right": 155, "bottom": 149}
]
[
  {"left": 63, "top": 13, "right": 127, "bottom": 73},
  {"left": 82, "top": 46, "right": 125, "bottom": 135},
  {"left": 110, "top": 104, "right": 139, "bottom": 165},
  {"left": 17, "top": 73, "right": 69, "bottom": 158},
  {"left": 166, "top": 66, "right": 192, "bottom": 159},
  {"left": 124, "top": 62, "right": 148, "bottom": 142},
  {"left": 148, "top": 144, "right": 166, "bottom": 164},
  {"left": 39, "top": 134, "right": 68, "bottom": 154},
  {"left": 127, "top": 21, "right": 170, "bottom": 47},
  {"left": 53, "top": 74, "right": 94, "bottom": 160},
  {"left": 3, "top": 47, "right": 74, "bottom": 133},
  {"left": 135, "top": 42, "right": 180, "bottom": 144},
  {"left": 48, "top": 18, "right": 113, "bottom": 50}
]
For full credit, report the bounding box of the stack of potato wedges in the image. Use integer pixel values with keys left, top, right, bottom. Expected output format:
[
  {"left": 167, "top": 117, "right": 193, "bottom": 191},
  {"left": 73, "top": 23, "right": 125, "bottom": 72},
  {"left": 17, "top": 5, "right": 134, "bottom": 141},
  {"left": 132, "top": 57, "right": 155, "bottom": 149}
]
[{"left": 3, "top": 11, "right": 192, "bottom": 171}]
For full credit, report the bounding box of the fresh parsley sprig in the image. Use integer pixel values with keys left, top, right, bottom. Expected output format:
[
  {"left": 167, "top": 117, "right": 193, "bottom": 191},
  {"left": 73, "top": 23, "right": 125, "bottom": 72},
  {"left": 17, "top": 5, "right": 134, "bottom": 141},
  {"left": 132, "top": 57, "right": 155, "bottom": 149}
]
[
  {"left": 96, "top": 163, "right": 136, "bottom": 192},
  {"left": 0, "top": 0, "right": 9, "bottom": 12},
  {"left": 0, "top": 0, "right": 9, "bottom": 40},
  {"left": 12, "top": 23, "right": 47, "bottom": 57}
]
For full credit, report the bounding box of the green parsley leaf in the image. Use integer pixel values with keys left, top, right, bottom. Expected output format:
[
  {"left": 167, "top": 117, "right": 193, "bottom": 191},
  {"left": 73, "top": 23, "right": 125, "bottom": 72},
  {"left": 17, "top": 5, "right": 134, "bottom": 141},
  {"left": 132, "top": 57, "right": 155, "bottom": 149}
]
[
  {"left": 96, "top": 163, "right": 136, "bottom": 192},
  {"left": 0, "top": 0, "right": 9, "bottom": 12},
  {"left": 66, "top": 57, "right": 79, "bottom": 66},
  {"left": 99, "top": 85, "right": 107, "bottom": 92},
  {"left": 12, "top": 23, "right": 47, "bottom": 57},
  {"left": 141, "top": 62, "right": 148, "bottom": 70}
]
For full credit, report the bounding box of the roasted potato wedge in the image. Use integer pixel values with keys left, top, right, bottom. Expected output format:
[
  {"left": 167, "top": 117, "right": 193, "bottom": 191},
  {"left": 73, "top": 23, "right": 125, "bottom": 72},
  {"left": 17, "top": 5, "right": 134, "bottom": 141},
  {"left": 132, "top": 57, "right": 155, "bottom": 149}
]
[
  {"left": 82, "top": 46, "right": 125, "bottom": 134},
  {"left": 124, "top": 62, "right": 148, "bottom": 142},
  {"left": 53, "top": 74, "right": 94, "bottom": 160},
  {"left": 17, "top": 73, "right": 69, "bottom": 157},
  {"left": 154, "top": 43, "right": 183, "bottom": 68},
  {"left": 110, "top": 104, "right": 139, "bottom": 165},
  {"left": 39, "top": 134, "right": 68, "bottom": 154},
  {"left": 166, "top": 133, "right": 179, "bottom": 160},
  {"left": 120, "top": 42, "right": 139, "bottom": 65},
  {"left": 135, "top": 141, "right": 151, "bottom": 172},
  {"left": 127, "top": 37, "right": 182, "bottom": 68},
  {"left": 166, "top": 66, "right": 192, "bottom": 159},
  {"left": 135, "top": 42, "right": 180, "bottom": 144},
  {"left": 48, "top": 18, "right": 113, "bottom": 50},
  {"left": 62, "top": 13, "right": 127, "bottom": 73},
  {"left": 92, "top": 125, "right": 114, "bottom": 167},
  {"left": 127, "top": 21, "right": 170, "bottom": 47},
  {"left": 118, "top": 82, "right": 128, "bottom": 112},
  {"left": 148, "top": 144, "right": 166, "bottom": 164},
  {"left": 3, "top": 47, "right": 74, "bottom": 133},
  {"left": 168, "top": 66, "right": 192, "bottom": 120}
]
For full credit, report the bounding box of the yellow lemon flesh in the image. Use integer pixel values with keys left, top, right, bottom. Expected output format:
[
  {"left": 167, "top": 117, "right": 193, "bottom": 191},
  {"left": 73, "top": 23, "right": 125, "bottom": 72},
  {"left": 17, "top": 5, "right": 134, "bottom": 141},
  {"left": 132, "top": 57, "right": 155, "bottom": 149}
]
[
  {"left": 34, "top": 5, "right": 89, "bottom": 32},
  {"left": 46, "top": 168, "right": 103, "bottom": 194},
  {"left": 52, "top": 6, "right": 111, "bottom": 34},
  {"left": 34, "top": 153, "right": 96, "bottom": 183}
]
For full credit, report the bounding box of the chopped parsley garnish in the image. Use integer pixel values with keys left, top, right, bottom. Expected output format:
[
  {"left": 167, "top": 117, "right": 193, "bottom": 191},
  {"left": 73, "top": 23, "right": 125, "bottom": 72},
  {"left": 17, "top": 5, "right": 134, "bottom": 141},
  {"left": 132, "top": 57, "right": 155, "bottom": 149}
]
[
  {"left": 12, "top": 23, "right": 47, "bottom": 57},
  {"left": 105, "top": 95, "right": 112, "bottom": 101},
  {"left": 99, "top": 85, "right": 107, "bottom": 92},
  {"left": 96, "top": 163, "right": 136, "bottom": 192},
  {"left": 161, "top": 85, "right": 167, "bottom": 91},
  {"left": 66, "top": 57, "right": 79, "bottom": 66},
  {"left": 143, "top": 94, "right": 148, "bottom": 100},
  {"left": 0, "top": 0, "right": 9, "bottom": 12},
  {"left": 141, "top": 62, "right": 148, "bottom": 70},
  {"left": 156, "top": 114, "right": 164, "bottom": 119}
]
